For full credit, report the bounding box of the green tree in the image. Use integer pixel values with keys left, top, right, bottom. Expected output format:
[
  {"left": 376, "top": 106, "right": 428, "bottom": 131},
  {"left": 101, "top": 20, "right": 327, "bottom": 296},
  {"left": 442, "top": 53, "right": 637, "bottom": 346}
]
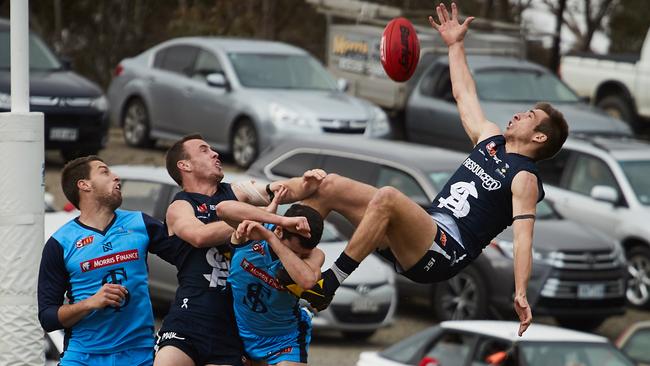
[{"left": 608, "top": 0, "right": 650, "bottom": 53}]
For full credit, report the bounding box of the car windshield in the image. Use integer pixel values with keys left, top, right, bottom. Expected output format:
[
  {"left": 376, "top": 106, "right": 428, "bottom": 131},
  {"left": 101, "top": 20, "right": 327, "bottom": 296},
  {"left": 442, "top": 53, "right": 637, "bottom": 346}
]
[
  {"left": 619, "top": 160, "right": 650, "bottom": 206},
  {"left": 427, "top": 171, "right": 454, "bottom": 192},
  {"left": 0, "top": 31, "right": 62, "bottom": 70},
  {"left": 475, "top": 69, "right": 580, "bottom": 103},
  {"left": 228, "top": 53, "right": 337, "bottom": 90},
  {"left": 537, "top": 199, "right": 560, "bottom": 220},
  {"left": 520, "top": 342, "right": 634, "bottom": 366}
]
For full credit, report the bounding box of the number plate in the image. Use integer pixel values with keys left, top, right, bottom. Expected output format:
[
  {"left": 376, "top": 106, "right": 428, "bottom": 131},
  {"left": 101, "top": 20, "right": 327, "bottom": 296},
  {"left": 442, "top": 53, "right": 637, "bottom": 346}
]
[
  {"left": 50, "top": 127, "right": 78, "bottom": 141},
  {"left": 351, "top": 297, "right": 379, "bottom": 313},
  {"left": 577, "top": 284, "right": 606, "bottom": 299}
]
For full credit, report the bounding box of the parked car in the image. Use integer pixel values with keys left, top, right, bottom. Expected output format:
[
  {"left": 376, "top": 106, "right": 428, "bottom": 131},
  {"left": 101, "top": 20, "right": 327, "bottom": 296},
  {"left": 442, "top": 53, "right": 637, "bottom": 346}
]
[
  {"left": 247, "top": 135, "right": 628, "bottom": 330},
  {"left": 107, "top": 37, "right": 390, "bottom": 168},
  {"left": 65, "top": 165, "right": 396, "bottom": 339},
  {"left": 560, "top": 27, "right": 650, "bottom": 130},
  {"left": 616, "top": 320, "right": 650, "bottom": 366},
  {"left": 0, "top": 18, "right": 109, "bottom": 161},
  {"left": 357, "top": 320, "right": 636, "bottom": 366},
  {"left": 405, "top": 55, "right": 632, "bottom": 152},
  {"left": 536, "top": 135, "right": 650, "bottom": 309}
]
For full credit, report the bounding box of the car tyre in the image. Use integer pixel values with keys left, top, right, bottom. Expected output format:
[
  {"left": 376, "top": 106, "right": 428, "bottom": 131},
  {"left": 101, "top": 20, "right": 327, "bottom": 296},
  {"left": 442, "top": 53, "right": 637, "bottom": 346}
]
[
  {"left": 555, "top": 317, "right": 605, "bottom": 332},
  {"left": 432, "top": 265, "right": 488, "bottom": 321},
  {"left": 231, "top": 119, "right": 259, "bottom": 169},
  {"left": 597, "top": 95, "right": 639, "bottom": 131},
  {"left": 122, "top": 98, "right": 155, "bottom": 147},
  {"left": 342, "top": 330, "right": 375, "bottom": 341},
  {"left": 626, "top": 245, "right": 650, "bottom": 309}
]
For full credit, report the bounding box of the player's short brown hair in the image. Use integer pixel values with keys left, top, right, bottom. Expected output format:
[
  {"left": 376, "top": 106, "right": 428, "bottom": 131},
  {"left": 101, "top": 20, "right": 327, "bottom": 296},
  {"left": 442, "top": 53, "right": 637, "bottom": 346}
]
[
  {"left": 165, "top": 134, "right": 204, "bottom": 186},
  {"left": 283, "top": 204, "right": 324, "bottom": 249},
  {"left": 61, "top": 155, "right": 104, "bottom": 209},
  {"left": 533, "top": 102, "right": 569, "bottom": 161}
]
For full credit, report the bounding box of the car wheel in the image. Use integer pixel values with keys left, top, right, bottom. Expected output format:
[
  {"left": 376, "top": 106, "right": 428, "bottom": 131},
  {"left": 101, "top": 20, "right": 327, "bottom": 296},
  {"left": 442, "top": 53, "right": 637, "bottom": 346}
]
[
  {"left": 597, "top": 95, "right": 639, "bottom": 130},
  {"left": 231, "top": 119, "right": 259, "bottom": 169},
  {"left": 555, "top": 317, "right": 605, "bottom": 331},
  {"left": 626, "top": 246, "right": 650, "bottom": 309},
  {"left": 432, "top": 265, "right": 488, "bottom": 321},
  {"left": 342, "top": 330, "right": 375, "bottom": 341},
  {"left": 122, "top": 98, "right": 155, "bottom": 147},
  {"left": 61, "top": 147, "right": 100, "bottom": 162}
]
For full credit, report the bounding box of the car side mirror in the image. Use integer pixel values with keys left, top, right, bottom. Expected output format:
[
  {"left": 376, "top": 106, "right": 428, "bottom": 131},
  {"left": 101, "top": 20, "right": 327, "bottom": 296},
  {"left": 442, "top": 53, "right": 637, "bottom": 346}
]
[
  {"left": 418, "top": 356, "right": 440, "bottom": 366},
  {"left": 591, "top": 185, "right": 618, "bottom": 204},
  {"left": 206, "top": 73, "right": 228, "bottom": 89},
  {"left": 337, "top": 78, "right": 349, "bottom": 92},
  {"left": 59, "top": 57, "right": 72, "bottom": 71}
]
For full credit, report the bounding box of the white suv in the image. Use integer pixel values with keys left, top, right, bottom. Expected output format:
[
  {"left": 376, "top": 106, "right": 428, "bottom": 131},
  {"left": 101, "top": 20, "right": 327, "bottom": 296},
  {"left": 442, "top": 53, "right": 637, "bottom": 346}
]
[{"left": 537, "top": 136, "right": 650, "bottom": 308}]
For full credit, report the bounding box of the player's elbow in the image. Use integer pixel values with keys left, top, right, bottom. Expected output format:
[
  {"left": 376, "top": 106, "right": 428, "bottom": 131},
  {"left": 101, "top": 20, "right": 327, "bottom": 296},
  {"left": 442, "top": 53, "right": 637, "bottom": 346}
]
[
  {"left": 38, "top": 306, "right": 63, "bottom": 332},
  {"left": 215, "top": 201, "right": 235, "bottom": 219},
  {"left": 296, "top": 273, "right": 318, "bottom": 290}
]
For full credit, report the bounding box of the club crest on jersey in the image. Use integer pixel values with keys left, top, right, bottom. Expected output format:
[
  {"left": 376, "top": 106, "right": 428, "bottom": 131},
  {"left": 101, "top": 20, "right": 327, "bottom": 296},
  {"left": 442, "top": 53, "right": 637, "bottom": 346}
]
[
  {"left": 252, "top": 242, "right": 266, "bottom": 256},
  {"left": 197, "top": 203, "right": 208, "bottom": 213},
  {"left": 486, "top": 141, "right": 497, "bottom": 156},
  {"left": 75, "top": 235, "right": 94, "bottom": 248}
]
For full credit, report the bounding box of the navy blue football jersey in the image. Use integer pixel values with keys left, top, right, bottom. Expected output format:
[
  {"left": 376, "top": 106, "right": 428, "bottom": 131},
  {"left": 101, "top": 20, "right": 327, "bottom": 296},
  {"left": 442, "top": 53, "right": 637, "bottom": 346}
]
[{"left": 427, "top": 135, "right": 544, "bottom": 257}]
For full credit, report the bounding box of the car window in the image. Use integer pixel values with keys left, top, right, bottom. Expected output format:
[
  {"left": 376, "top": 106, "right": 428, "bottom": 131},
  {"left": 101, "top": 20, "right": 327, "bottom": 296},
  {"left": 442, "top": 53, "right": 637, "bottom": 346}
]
[
  {"left": 472, "top": 338, "right": 513, "bottom": 366},
  {"left": 321, "top": 156, "right": 378, "bottom": 185},
  {"left": 536, "top": 149, "right": 572, "bottom": 187},
  {"left": 0, "top": 32, "right": 61, "bottom": 70},
  {"left": 619, "top": 160, "right": 650, "bottom": 206},
  {"left": 155, "top": 45, "right": 199, "bottom": 77},
  {"left": 424, "top": 331, "right": 474, "bottom": 366},
  {"left": 474, "top": 68, "right": 580, "bottom": 103},
  {"left": 380, "top": 327, "right": 440, "bottom": 363},
  {"left": 192, "top": 49, "right": 222, "bottom": 81},
  {"left": 567, "top": 154, "right": 618, "bottom": 196},
  {"left": 376, "top": 166, "right": 427, "bottom": 203},
  {"left": 269, "top": 152, "right": 322, "bottom": 178},
  {"left": 430, "top": 67, "right": 454, "bottom": 102},
  {"left": 419, "top": 63, "right": 444, "bottom": 98},
  {"left": 620, "top": 327, "right": 650, "bottom": 364},
  {"left": 119, "top": 180, "right": 165, "bottom": 217},
  {"left": 520, "top": 342, "right": 634, "bottom": 366}
]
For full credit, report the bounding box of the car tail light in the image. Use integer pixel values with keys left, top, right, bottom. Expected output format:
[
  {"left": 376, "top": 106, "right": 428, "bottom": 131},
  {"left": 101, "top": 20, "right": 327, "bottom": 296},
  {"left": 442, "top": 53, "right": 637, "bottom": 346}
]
[
  {"left": 114, "top": 64, "right": 124, "bottom": 77},
  {"left": 418, "top": 357, "right": 440, "bottom": 366}
]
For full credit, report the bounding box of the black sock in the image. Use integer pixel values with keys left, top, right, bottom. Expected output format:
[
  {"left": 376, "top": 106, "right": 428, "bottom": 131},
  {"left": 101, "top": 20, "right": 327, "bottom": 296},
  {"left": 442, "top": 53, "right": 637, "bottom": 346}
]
[{"left": 321, "top": 253, "right": 360, "bottom": 295}]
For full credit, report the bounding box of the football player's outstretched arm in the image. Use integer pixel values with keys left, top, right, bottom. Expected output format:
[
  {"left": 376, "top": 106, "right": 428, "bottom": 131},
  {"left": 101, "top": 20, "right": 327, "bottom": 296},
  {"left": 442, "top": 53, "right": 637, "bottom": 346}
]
[{"left": 429, "top": 2, "right": 500, "bottom": 145}]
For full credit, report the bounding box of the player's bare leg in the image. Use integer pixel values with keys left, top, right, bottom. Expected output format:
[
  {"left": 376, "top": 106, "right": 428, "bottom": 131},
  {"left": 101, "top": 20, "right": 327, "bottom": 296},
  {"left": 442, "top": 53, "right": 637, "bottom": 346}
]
[{"left": 154, "top": 346, "right": 195, "bottom": 366}]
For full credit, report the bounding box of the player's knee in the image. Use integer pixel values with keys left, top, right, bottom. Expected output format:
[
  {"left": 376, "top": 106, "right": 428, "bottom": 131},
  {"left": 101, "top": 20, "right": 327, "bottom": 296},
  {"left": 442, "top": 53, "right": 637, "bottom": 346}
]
[
  {"left": 370, "top": 186, "right": 400, "bottom": 210},
  {"left": 317, "top": 173, "right": 342, "bottom": 196}
]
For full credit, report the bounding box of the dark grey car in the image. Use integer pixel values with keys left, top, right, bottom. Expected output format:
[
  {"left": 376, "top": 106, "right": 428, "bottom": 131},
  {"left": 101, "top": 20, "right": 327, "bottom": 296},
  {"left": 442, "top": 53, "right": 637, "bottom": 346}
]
[
  {"left": 405, "top": 55, "right": 632, "bottom": 152},
  {"left": 247, "top": 135, "right": 628, "bottom": 330}
]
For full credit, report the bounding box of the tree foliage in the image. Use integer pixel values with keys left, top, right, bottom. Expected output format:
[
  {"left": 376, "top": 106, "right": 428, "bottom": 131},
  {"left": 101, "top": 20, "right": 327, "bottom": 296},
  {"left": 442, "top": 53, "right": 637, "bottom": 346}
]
[{"left": 607, "top": 0, "right": 650, "bottom": 53}]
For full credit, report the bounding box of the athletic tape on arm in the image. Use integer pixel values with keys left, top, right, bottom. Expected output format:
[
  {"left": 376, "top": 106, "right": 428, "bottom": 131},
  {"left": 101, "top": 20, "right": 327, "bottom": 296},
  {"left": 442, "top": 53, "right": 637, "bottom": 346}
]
[{"left": 231, "top": 180, "right": 271, "bottom": 205}]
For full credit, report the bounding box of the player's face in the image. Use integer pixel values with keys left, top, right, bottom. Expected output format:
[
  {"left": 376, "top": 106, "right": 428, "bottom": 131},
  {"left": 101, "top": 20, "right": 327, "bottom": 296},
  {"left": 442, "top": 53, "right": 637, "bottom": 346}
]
[
  {"left": 183, "top": 139, "right": 223, "bottom": 182},
  {"left": 87, "top": 161, "right": 122, "bottom": 210},
  {"left": 284, "top": 236, "right": 313, "bottom": 259},
  {"left": 505, "top": 108, "right": 549, "bottom": 141}
]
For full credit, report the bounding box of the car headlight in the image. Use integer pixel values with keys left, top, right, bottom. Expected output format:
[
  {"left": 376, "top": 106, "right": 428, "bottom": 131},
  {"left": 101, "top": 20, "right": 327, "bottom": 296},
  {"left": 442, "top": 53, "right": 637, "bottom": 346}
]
[
  {"left": 364, "top": 105, "right": 390, "bottom": 137},
  {"left": 91, "top": 95, "right": 108, "bottom": 112},
  {"left": 491, "top": 239, "right": 545, "bottom": 262},
  {"left": 269, "top": 103, "right": 313, "bottom": 129},
  {"left": 0, "top": 92, "right": 11, "bottom": 109}
]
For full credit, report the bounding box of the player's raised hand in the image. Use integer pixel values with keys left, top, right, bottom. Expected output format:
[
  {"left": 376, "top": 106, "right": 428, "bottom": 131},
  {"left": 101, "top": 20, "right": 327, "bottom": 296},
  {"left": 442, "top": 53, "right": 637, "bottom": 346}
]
[
  {"left": 265, "top": 184, "right": 288, "bottom": 213},
  {"left": 514, "top": 295, "right": 532, "bottom": 336},
  {"left": 87, "top": 283, "right": 128, "bottom": 309},
  {"left": 428, "top": 2, "right": 475, "bottom": 47},
  {"left": 236, "top": 220, "right": 269, "bottom": 242}
]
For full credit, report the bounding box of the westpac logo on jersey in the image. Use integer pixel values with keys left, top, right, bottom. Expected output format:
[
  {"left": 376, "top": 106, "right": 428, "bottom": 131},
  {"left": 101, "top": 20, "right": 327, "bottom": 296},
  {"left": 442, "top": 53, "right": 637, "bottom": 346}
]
[{"left": 462, "top": 157, "right": 502, "bottom": 191}]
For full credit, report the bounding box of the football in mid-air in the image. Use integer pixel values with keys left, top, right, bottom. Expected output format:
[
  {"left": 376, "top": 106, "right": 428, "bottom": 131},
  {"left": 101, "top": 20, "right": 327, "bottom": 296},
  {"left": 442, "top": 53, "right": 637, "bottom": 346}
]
[{"left": 380, "top": 17, "right": 420, "bottom": 82}]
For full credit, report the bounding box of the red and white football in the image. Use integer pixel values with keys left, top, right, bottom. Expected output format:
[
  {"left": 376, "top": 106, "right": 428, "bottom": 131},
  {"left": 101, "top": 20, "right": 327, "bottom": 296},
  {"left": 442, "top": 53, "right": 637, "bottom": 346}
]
[{"left": 380, "top": 17, "right": 420, "bottom": 82}]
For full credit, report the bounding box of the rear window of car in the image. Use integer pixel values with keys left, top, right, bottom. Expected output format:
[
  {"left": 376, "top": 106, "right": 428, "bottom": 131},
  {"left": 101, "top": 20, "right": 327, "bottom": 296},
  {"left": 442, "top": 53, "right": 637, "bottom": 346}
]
[
  {"left": 154, "top": 45, "right": 199, "bottom": 76},
  {"left": 270, "top": 152, "right": 322, "bottom": 178}
]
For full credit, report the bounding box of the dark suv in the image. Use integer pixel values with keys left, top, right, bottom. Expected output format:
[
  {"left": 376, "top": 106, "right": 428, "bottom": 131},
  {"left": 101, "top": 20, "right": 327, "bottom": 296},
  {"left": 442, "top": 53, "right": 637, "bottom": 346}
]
[
  {"left": 0, "top": 19, "right": 109, "bottom": 160},
  {"left": 247, "top": 135, "right": 628, "bottom": 330}
]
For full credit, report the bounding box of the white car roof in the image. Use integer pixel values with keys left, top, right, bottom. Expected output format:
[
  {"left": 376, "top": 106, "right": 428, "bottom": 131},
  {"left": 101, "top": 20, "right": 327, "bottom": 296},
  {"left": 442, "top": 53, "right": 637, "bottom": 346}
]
[{"left": 441, "top": 320, "right": 609, "bottom": 343}]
